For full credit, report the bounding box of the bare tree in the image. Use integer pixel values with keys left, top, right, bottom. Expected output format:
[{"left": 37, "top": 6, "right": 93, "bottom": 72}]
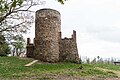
[
  {"left": 0, "top": 0, "right": 67, "bottom": 36},
  {"left": 0, "top": 0, "right": 42, "bottom": 35}
]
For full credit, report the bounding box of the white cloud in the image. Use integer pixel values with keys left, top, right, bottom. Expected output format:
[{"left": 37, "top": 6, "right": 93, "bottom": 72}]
[{"left": 79, "top": 39, "right": 120, "bottom": 58}]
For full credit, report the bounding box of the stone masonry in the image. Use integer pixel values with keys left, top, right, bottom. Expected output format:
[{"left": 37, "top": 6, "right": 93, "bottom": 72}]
[
  {"left": 59, "top": 30, "right": 79, "bottom": 62},
  {"left": 26, "top": 8, "right": 79, "bottom": 63}
]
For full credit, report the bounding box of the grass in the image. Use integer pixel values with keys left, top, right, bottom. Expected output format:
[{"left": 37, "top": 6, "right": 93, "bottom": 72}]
[
  {"left": 0, "top": 57, "right": 119, "bottom": 80},
  {"left": 93, "top": 63, "right": 120, "bottom": 71}
]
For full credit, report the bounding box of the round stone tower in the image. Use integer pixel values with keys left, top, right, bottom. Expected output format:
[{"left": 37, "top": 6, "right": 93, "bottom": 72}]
[{"left": 34, "top": 8, "right": 61, "bottom": 62}]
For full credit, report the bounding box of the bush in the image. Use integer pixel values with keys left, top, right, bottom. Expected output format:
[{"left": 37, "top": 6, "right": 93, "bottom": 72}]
[
  {"left": 0, "top": 34, "right": 11, "bottom": 56},
  {"left": 0, "top": 53, "right": 7, "bottom": 57}
]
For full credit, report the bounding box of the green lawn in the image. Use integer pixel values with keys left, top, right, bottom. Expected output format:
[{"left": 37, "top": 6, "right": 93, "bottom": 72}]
[{"left": 0, "top": 57, "right": 119, "bottom": 80}]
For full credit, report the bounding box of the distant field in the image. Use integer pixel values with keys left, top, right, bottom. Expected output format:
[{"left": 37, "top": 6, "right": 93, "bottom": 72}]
[{"left": 0, "top": 57, "right": 120, "bottom": 80}]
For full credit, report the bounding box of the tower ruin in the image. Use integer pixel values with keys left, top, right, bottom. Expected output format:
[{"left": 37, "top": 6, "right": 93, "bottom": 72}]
[{"left": 26, "top": 8, "right": 79, "bottom": 63}]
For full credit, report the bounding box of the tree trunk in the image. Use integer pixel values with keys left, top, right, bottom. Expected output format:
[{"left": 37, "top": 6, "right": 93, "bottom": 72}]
[{"left": 16, "top": 48, "right": 19, "bottom": 56}]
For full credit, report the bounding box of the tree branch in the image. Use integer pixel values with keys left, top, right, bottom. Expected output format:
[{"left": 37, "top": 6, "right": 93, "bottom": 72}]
[
  {"left": 0, "top": 0, "right": 36, "bottom": 23},
  {"left": 0, "top": 22, "right": 26, "bottom": 33}
]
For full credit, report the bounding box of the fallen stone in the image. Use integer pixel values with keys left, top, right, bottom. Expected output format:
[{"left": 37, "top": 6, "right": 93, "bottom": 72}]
[{"left": 24, "top": 60, "right": 38, "bottom": 67}]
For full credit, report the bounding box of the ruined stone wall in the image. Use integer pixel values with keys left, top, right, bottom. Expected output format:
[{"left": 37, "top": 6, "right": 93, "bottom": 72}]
[
  {"left": 59, "top": 31, "right": 79, "bottom": 63},
  {"left": 26, "top": 44, "right": 34, "bottom": 57},
  {"left": 34, "top": 9, "right": 61, "bottom": 62},
  {"left": 26, "top": 38, "right": 34, "bottom": 58},
  {"left": 59, "top": 38, "right": 79, "bottom": 62}
]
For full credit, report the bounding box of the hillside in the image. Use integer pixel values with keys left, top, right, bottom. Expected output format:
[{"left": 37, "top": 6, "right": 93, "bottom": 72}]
[{"left": 0, "top": 57, "right": 120, "bottom": 80}]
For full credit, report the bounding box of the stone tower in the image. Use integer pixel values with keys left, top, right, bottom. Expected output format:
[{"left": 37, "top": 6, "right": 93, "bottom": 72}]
[
  {"left": 26, "top": 8, "right": 79, "bottom": 63},
  {"left": 34, "top": 9, "right": 61, "bottom": 62}
]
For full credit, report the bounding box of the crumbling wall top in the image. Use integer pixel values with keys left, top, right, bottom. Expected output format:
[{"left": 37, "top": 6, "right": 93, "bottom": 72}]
[{"left": 36, "top": 8, "right": 60, "bottom": 15}]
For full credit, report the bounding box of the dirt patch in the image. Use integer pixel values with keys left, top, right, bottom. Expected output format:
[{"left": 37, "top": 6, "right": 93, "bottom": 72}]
[
  {"left": 54, "top": 75, "right": 120, "bottom": 80},
  {"left": 96, "top": 67, "right": 120, "bottom": 78}
]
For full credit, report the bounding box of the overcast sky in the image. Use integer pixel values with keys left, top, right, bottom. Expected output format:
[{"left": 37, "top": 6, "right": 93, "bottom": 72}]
[{"left": 26, "top": 0, "right": 120, "bottom": 59}]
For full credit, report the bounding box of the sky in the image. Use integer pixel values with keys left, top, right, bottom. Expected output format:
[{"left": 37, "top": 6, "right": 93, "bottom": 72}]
[{"left": 26, "top": 0, "right": 120, "bottom": 59}]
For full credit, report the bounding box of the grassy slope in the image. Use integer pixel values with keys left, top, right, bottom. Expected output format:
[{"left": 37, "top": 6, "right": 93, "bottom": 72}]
[{"left": 0, "top": 57, "right": 119, "bottom": 80}]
